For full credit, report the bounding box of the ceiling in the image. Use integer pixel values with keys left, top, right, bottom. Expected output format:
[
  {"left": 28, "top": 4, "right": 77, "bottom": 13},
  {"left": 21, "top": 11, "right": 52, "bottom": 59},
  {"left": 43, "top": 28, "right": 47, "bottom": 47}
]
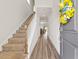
[
  {"left": 37, "top": 7, "right": 52, "bottom": 17},
  {"left": 40, "top": 16, "right": 48, "bottom": 22},
  {"left": 37, "top": 7, "right": 52, "bottom": 27}
]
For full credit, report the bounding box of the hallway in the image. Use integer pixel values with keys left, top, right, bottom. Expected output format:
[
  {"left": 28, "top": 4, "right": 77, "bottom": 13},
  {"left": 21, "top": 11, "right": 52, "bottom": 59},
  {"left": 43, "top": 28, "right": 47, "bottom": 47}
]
[
  {"left": 0, "top": 0, "right": 77, "bottom": 59},
  {"left": 30, "top": 34, "right": 59, "bottom": 59}
]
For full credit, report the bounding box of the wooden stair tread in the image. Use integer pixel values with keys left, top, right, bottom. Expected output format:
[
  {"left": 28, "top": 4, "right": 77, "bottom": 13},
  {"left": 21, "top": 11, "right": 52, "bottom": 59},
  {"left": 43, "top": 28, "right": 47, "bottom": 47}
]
[
  {"left": 8, "top": 37, "right": 25, "bottom": 40},
  {"left": 3, "top": 43, "right": 25, "bottom": 47},
  {"left": 0, "top": 52, "right": 27, "bottom": 59},
  {"left": 16, "top": 29, "right": 26, "bottom": 33},
  {"left": 8, "top": 38, "right": 25, "bottom": 44},
  {"left": 13, "top": 32, "right": 26, "bottom": 37},
  {"left": 2, "top": 44, "right": 25, "bottom": 51}
]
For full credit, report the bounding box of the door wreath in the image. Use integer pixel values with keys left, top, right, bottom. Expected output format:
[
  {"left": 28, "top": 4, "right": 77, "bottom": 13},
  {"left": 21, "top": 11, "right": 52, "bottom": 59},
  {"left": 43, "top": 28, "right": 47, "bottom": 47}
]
[{"left": 59, "top": 0, "right": 75, "bottom": 25}]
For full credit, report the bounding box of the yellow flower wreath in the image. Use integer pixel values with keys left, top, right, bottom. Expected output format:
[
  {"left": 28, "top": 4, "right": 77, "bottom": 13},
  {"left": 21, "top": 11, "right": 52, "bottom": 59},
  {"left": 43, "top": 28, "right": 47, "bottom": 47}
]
[{"left": 59, "top": 0, "right": 75, "bottom": 25}]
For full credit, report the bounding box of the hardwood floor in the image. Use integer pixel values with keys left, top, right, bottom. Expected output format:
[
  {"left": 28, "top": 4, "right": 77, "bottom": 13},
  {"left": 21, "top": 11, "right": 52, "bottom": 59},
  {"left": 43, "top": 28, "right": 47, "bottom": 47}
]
[{"left": 30, "top": 35, "right": 59, "bottom": 59}]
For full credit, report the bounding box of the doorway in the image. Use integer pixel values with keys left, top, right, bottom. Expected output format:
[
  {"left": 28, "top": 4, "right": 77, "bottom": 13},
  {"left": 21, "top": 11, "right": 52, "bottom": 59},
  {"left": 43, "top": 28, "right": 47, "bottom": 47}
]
[{"left": 39, "top": 16, "right": 48, "bottom": 39}]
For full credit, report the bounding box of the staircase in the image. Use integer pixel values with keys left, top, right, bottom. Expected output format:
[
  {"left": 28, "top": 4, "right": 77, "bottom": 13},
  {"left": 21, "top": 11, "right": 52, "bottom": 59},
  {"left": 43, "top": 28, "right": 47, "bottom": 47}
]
[
  {"left": 0, "top": 12, "right": 35, "bottom": 59},
  {"left": 30, "top": 35, "right": 59, "bottom": 59}
]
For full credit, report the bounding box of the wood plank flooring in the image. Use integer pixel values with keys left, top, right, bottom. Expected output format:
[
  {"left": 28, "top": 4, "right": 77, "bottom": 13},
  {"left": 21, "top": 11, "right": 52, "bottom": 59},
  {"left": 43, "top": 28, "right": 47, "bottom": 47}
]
[{"left": 30, "top": 36, "right": 59, "bottom": 59}]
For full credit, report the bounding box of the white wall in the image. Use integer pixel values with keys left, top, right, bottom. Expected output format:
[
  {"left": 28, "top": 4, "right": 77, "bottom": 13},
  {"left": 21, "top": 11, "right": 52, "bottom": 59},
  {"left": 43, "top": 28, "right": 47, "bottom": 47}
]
[
  {"left": 27, "top": 13, "right": 40, "bottom": 57},
  {"left": 0, "top": 0, "right": 33, "bottom": 51},
  {"left": 29, "top": 0, "right": 35, "bottom": 10},
  {"left": 48, "top": 0, "right": 60, "bottom": 54}
]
